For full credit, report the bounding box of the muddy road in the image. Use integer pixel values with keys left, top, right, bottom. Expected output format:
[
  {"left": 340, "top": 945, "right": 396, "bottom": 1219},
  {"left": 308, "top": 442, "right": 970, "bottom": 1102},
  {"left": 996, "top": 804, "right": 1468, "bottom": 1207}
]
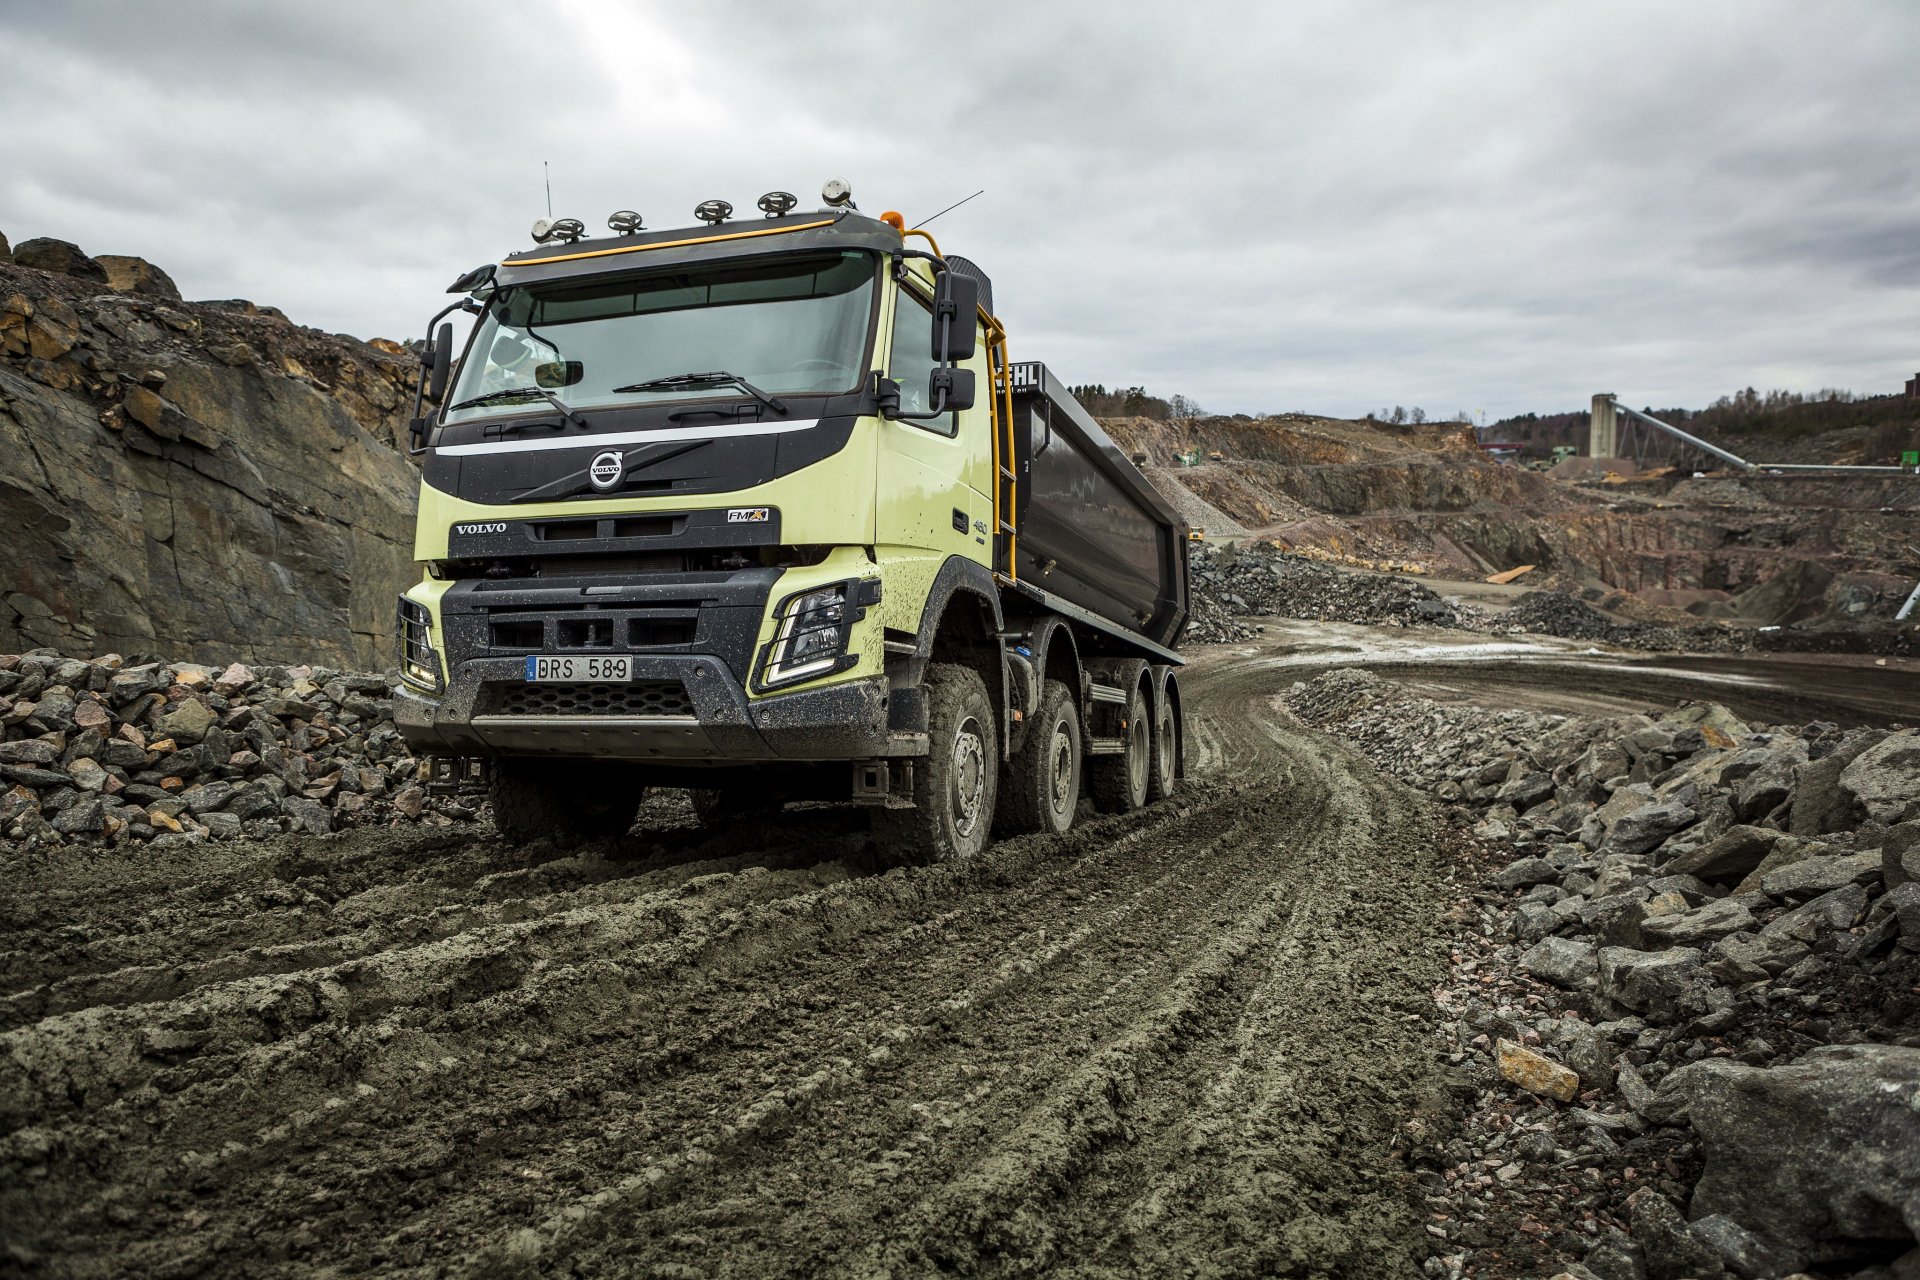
[{"left": 0, "top": 652, "right": 1456, "bottom": 1279}]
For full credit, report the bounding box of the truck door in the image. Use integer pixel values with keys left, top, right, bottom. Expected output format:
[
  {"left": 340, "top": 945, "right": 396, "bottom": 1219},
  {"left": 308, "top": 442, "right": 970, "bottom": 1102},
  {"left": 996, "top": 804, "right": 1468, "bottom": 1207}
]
[{"left": 875, "top": 279, "right": 993, "bottom": 563}]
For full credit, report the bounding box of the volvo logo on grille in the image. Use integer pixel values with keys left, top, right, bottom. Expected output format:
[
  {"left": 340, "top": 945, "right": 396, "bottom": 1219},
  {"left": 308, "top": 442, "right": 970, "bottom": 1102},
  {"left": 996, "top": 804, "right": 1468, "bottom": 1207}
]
[{"left": 587, "top": 450, "right": 625, "bottom": 491}]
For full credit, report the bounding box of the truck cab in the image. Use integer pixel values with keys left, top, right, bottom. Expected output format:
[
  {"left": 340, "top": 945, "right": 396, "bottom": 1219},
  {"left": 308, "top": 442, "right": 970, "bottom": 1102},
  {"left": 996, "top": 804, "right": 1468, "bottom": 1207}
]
[{"left": 395, "top": 185, "right": 1186, "bottom": 862}]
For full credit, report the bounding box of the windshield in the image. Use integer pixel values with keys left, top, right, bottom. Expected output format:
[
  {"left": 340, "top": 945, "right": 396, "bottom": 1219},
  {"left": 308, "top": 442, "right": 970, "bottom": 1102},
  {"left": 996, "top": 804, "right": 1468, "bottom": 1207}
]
[{"left": 443, "top": 251, "right": 877, "bottom": 423}]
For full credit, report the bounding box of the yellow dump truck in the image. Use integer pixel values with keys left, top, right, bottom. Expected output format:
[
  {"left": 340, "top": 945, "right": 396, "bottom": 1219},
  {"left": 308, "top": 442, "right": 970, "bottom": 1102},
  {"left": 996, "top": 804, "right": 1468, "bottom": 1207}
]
[{"left": 394, "top": 183, "right": 1189, "bottom": 863}]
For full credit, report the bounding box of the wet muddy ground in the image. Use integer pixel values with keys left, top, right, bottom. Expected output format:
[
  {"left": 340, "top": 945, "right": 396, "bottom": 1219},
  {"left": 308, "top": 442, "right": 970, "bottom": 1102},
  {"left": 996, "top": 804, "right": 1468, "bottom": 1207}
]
[
  {"left": 1238, "top": 618, "right": 1920, "bottom": 728},
  {"left": 0, "top": 651, "right": 1460, "bottom": 1278}
]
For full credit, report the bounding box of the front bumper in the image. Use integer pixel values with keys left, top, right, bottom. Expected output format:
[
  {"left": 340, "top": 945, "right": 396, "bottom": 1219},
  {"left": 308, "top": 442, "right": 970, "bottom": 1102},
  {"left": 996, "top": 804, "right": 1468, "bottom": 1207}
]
[{"left": 393, "top": 655, "right": 890, "bottom": 762}]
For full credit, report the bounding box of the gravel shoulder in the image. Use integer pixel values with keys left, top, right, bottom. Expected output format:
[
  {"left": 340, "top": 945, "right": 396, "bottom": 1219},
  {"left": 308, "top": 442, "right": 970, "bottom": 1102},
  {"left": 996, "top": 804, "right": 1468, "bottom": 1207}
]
[{"left": 1, "top": 649, "right": 1459, "bottom": 1278}]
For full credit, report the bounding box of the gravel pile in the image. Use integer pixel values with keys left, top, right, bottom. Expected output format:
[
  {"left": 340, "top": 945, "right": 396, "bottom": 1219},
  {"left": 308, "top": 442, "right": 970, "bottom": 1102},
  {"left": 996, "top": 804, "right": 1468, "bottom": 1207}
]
[
  {"left": 1189, "top": 542, "right": 1480, "bottom": 631},
  {"left": 0, "top": 648, "right": 470, "bottom": 850},
  {"left": 1289, "top": 669, "right": 1920, "bottom": 1280}
]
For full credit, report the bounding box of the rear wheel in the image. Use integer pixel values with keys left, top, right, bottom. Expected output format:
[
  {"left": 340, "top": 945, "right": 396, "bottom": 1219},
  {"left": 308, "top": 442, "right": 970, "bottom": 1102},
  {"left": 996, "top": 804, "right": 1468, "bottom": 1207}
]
[
  {"left": 1089, "top": 684, "right": 1150, "bottom": 813},
  {"left": 873, "top": 664, "right": 997, "bottom": 865},
  {"left": 995, "top": 679, "right": 1082, "bottom": 837},
  {"left": 489, "top": 758, "right": 644, "bottom": 848},
  {"left": 1148, "top": 680, "right": 1180, "bottom": 802}
]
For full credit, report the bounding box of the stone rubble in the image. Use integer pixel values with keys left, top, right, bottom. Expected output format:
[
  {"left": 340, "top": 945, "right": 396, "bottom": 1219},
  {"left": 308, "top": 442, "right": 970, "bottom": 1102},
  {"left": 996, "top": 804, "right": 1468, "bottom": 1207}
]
[
  {"left": 1288, "top": 668, "right": 1920, "bottom": 1280},
  {"left": 0, "top": 648, "right": 471, "bottom": 850}
]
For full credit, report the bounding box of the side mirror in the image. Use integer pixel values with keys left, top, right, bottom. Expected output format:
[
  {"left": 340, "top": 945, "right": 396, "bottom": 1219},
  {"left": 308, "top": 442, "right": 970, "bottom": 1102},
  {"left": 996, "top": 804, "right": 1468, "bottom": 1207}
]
[
  {"left": 931, "top": 271, "right": 979, "bottom": 363},
  {"left": 931, "top": 367, "right": 976, "bottom": 413},
  {"left": 427, "top": 322, "right": 454, "bottom": 404}
]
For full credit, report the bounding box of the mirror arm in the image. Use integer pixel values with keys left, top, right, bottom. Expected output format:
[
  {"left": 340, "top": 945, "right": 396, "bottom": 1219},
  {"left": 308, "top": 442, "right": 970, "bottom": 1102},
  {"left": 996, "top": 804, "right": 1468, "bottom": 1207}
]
[{"left": 407, "top": 298, "right": 481, "bottom": 456}]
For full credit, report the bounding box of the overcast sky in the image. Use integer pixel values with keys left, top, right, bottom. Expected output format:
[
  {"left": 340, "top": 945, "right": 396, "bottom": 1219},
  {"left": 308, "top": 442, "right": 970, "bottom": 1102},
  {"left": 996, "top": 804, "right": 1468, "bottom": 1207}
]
[{"left": 4, "top": 0, "right": 1915, "bottom": 420}]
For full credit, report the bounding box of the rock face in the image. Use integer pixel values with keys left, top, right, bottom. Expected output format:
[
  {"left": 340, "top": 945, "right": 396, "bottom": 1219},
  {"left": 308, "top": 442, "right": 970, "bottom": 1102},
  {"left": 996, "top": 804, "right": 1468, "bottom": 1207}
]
[
  {"left": 10, "top": 237, "right": 109, "bottom": 284},
  {"left": 0, "top": 248, "right": 422, "bottom": 667},
  {"left": 1671, "top": 1045, "right": 1920, "bottom": 1263},
  {"left": 94, "top": 255, "right": 182, "bottom": 302}
]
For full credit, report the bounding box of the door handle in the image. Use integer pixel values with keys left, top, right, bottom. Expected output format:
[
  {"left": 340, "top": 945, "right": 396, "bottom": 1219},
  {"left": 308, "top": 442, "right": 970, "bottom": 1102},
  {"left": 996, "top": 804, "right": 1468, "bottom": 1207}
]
[{"left": 952, "top": 508, "right": 968, "bottom": 533}]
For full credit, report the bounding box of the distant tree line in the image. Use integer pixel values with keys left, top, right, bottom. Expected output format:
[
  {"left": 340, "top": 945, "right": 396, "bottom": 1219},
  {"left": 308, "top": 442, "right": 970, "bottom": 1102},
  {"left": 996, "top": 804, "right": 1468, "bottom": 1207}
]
[
  {"left": 1366, "top": 406, "right": 1473, "bottom": 425},
  {"left": 1069, "top": 385, "right": 1205, "bottom": 420},
  {"left": 1488, "top": 385, "right": 1917, "bottom": 461}
]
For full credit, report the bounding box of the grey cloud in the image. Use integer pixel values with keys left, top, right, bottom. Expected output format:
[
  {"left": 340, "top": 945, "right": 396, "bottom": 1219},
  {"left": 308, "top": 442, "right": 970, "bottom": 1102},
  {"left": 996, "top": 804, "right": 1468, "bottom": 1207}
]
[{"left": 3, "top": 0, "right": 1914, "bottom": 418}]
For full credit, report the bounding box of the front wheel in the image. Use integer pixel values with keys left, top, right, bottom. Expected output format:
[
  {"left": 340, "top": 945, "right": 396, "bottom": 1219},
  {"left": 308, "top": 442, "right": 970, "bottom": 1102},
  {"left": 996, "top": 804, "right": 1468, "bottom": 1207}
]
[
  {"left": 872, "top": 664, "right": 998, "bottom": 865},
  {"left": 490, "top": 758, "right": 644, "bottom": 848}
]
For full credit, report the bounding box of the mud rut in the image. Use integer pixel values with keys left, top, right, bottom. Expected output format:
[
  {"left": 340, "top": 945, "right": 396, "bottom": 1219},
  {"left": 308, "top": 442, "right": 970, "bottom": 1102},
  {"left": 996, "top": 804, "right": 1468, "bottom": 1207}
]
[{"left": 1, "top": 652, "right": 1455, "bottom": 1279}]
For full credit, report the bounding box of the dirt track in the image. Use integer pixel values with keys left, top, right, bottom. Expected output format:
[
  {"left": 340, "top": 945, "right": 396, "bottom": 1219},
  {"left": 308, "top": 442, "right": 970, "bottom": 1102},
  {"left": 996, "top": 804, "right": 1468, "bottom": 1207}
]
[{"left": 0, "top": 652, "right": 1456, "bottom": 1278}]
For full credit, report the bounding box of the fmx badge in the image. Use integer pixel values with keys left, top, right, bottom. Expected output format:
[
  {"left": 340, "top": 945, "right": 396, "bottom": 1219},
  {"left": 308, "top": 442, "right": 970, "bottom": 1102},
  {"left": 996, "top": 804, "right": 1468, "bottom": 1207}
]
[
  {"left": 588, "top": 450, "right": 625, "bottom": 492},
  {"left": 727, "top": 508, "right": 770, "bottom": 523}
]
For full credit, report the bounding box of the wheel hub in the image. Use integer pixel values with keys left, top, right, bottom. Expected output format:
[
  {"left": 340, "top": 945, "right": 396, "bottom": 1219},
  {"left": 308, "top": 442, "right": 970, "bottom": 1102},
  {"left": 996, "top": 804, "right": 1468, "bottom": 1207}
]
[
  {"left": 1049, "top": 725, "right": 1074, "bottom": 813},
  {"left": 951, "top": 716, "right": 985, "bottom": 837}
]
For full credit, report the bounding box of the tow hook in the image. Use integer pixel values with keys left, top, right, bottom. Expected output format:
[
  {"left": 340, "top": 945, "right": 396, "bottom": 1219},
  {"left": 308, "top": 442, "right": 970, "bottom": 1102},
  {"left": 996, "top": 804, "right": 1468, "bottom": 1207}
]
[
  {"left": 851, "top": 760, "right": 915, "bottom": 809},
  {"left": 425, "top": 755, "right": 492, "bottom": 795}
]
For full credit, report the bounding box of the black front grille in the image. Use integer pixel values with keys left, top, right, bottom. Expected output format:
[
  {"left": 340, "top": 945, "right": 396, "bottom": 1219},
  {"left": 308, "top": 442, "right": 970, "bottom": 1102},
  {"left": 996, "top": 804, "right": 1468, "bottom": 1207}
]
[{"left": 482, "top": 681, "right": 695, "bottom": 718}]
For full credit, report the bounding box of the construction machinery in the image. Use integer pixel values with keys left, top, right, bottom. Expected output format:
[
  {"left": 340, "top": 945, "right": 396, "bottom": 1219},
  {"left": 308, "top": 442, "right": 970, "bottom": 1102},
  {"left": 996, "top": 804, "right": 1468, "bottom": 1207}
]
[{"left": 394, "top": 183, "right": 1190, "bottom": 863}]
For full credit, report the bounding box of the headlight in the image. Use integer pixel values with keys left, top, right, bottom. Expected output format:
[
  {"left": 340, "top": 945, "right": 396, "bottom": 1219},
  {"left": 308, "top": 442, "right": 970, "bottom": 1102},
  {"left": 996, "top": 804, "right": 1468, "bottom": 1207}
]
[
  {"left": 395, "top": 596, "right": 443, "bottom": 691},
  {"left": 760, "top": 585, "right": 852, "bottom": 689}
]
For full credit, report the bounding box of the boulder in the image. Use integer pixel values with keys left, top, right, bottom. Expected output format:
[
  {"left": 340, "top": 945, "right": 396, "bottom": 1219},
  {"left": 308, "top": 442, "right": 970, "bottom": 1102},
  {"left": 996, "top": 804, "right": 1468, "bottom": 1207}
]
[
  {"left": 1665, "top": 824, "right": 1782, "bottom": 884},
  {"left": 94, "top": 254, "right": 182, "bottom": 302},
  {"left": 1627, "top": 1189, "right": 1729, "bottom": 1280},
  {"left": 1598, "top": 946, "right": 1706, "bottom": 1018},
  {"left": 156, "top": 698, "right": 215, "bottom": 746},
  {"left": 10, "top": 237, "right": 110, "bottom": 283},
  {"left": 1786, "top": 732, "right": 1884, "bottom": 835},
  {"left": 1605, "top": 801, "right": 1696, "bottom": 856},
  {"left": 1759, "top": 882, "right": 1868, "bottom": 944},
  {"left": 1521, "top": 936, "right": 1599, "bottom": 989},
  {"left": 1688, "top": 1214, "right": 1804, "bottom": 1279},
  {"left": 1672, "top": 1044, "right": 1920, "bottom": 1264},
  {"left": 1892, "top": 882, "right": 1920, "bottom": 949},
  {"left": 1758, "top": 851, "right": 1882, "bottom": 901},
  {"left": 1883, "top": 821, "right": 1920, "bottom": 892},
  {"left": 1840, "top": 731, "right": 1920, "bottom": 825},
  {"left": 1496, "top": 1038, "right": 1579, "bottom": 1102},
  {"left": 1493, "top": 854, "right": 1560, "bottom": 890},
  {"left": 1638, "top": 897, "right": 1757, "bottom": 948},
  {"left": 1711, "top": 930, "right": 1807, "bottom": 978}
]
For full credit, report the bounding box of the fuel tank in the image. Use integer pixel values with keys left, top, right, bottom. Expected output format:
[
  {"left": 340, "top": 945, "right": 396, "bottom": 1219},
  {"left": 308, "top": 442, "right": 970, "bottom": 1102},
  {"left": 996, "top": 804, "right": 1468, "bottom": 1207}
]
[{"left": 1007, "top": 362, "right": 1189, "bottom": 649}]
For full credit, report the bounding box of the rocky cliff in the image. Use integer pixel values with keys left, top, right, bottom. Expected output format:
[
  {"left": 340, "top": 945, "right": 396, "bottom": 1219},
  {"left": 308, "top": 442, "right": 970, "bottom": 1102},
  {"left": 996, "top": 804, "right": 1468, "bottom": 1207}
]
[{"left": 0, "top": 236, "right": 423, "bottom": 668}]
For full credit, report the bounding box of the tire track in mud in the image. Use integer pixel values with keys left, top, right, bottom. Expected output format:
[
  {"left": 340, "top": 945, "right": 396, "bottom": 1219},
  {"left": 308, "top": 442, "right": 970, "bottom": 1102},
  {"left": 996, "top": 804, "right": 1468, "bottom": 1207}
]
[{"left": 1, "top": 651, "right": 1456, "bottom": 1278}]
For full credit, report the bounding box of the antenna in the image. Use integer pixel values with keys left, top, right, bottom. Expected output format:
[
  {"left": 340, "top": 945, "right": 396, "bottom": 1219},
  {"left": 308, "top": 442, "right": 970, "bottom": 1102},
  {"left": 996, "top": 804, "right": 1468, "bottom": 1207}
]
[
  {"left": 912, "top": 188, "right": 984, "bottom": 229},
  {"left": 544, "top": 161, "right": 552, "bottom": 218}
]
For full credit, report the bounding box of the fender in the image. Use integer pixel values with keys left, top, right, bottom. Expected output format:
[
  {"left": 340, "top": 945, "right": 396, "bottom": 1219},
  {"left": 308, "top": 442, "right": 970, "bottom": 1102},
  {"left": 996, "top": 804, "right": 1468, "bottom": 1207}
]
[
  {"left": 1008, "top": 615, "right": 1080, "bottom": 757},
  {"left": 888, "top": 556, "right": 1009, "bottom": 756}
]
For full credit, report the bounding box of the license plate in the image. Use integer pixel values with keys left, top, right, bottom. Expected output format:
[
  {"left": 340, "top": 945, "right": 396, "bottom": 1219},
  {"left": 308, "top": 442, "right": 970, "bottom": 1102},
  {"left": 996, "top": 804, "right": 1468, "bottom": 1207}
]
[{"left": 525, "top": 655, "right": 631, "bottom": 682}]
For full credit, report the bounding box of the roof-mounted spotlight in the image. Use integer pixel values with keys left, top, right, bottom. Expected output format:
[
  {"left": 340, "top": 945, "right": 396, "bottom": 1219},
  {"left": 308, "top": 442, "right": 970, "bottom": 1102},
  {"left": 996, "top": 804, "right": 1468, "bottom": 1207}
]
[
  {"left": 820, "top": 177, "right": 856, "bottom": 210},
  {"left": 757, "top": 191, "right": 798, "bottom": 218},
  {"left": 531, "top": 217, "right": 586, "bottom": 244},
  {"left": 694, "top": 199, "right": 733, "bottom": 225},
  {"left": 607, "top": 210, "right": 645, "bottom": 235}
]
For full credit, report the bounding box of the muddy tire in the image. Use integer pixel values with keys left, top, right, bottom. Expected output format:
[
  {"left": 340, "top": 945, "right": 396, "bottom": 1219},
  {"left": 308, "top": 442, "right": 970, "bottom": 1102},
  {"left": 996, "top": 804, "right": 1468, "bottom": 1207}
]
[
  {"left": 995, "top": 679, "right": 1082, "bottom": 837},
  {"left": 1089, "top": 683, "right": 1150, "bottom": 813},
  {"left": 489, "top": 758, "right": 643, "bottom": 848},
  {"left": 1148, "top": 678, "right": 1180, "bottom": 802},
  {"left": 873, "top": 663, "right": 997, "bottom": 865}
]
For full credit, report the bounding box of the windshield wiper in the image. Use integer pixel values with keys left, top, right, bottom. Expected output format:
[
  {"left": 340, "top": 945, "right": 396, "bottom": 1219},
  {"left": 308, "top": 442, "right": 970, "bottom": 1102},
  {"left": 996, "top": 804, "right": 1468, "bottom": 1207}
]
[
  {"left": 611, "top": 371, "right": 787, "bottom": 416},
  {"left": 447, "top": 387, "right": 588, "bottom": 428}
]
